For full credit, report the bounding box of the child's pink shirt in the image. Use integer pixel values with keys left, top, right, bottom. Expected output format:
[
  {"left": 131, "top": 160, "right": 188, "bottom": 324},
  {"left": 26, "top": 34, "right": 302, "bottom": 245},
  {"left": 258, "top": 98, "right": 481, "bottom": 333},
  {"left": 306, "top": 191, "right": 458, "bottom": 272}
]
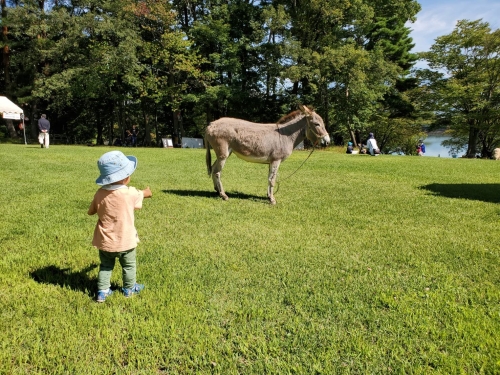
[{"left": 88, "top": 186, "right": 144, "bottom": 252}]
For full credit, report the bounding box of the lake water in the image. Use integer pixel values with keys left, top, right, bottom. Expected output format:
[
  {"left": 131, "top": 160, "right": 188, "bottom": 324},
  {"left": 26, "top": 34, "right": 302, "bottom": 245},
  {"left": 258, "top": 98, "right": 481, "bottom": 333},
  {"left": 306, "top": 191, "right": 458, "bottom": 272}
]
[{"left": 423, "top": 135, "right": 465, "bottom": 158}]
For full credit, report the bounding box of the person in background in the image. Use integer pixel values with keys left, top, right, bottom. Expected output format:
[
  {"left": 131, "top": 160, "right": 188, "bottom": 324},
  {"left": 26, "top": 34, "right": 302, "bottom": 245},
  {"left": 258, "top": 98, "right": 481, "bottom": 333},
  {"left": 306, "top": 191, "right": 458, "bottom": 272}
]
[
  {"left": 131, "top": 125, "right": 138, "bottom": 147},
  {"left": 366, "top": 133, "right": 380, "bottom": 156},
  {"left": 346, "top": 141, "right": 354, "bottom": 154},
  {"left": 38, "top": 114, "right": 50, "bottom": 149},
  {"left": 417, "top": 140, "right": 426, "bottom": 156},
  {"left": 125, "top": 129, "right": 133, "bottom": 145},
  {"left": 88, "top": 151, "right": 152, "bottom": 302},
  {"left": 493, "top": 148, "right": 500, "bottom": 160}
]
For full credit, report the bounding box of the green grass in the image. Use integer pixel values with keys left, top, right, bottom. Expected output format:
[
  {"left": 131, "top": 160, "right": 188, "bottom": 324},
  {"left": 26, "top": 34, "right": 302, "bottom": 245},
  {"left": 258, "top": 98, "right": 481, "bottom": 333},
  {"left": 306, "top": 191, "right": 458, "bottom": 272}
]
[{"left": 1, "top": 144, "right": 499, "bottom": 374}]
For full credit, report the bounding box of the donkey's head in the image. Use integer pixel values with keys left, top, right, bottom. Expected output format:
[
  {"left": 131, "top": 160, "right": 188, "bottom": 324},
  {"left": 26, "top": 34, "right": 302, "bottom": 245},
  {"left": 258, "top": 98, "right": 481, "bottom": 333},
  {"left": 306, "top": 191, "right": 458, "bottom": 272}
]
[{"left": 299, "top": 105, "right": 330, "bottom": 146}]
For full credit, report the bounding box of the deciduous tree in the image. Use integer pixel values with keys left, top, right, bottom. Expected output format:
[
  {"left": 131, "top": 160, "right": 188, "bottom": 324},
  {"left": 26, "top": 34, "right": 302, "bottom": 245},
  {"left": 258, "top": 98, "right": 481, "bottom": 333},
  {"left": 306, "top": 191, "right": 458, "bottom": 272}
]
[{"left": 421, "top": 19, "right": 500, "bottom": 158}]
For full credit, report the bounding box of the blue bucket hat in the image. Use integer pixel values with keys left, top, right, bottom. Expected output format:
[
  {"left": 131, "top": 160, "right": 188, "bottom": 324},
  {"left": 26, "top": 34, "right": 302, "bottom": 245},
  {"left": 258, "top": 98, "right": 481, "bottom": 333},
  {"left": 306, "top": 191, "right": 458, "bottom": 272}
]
[
  {"left": 95, "top": 150, "right": 137, "bottom": 186},
  {"left": 348, "top": 141, "right": 353, "bottom": 146}
]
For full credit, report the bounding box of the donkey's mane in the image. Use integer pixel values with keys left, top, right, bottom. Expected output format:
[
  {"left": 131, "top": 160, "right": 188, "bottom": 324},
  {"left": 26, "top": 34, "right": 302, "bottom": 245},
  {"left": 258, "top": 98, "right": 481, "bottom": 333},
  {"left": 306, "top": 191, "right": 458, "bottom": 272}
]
[{"left": 276, "top": 110, "right": 302, "bottom": 125}]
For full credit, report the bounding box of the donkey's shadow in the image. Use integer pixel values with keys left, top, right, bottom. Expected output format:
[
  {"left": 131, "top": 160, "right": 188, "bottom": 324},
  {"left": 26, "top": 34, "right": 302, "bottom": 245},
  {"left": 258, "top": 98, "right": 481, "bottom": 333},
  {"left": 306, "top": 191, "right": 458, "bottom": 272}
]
[
  {"left": 30, "top": 264, "right": 120, "bottom": 297},
  {"left": 163, "top": 189, "right": 268, "bottom": 202}
]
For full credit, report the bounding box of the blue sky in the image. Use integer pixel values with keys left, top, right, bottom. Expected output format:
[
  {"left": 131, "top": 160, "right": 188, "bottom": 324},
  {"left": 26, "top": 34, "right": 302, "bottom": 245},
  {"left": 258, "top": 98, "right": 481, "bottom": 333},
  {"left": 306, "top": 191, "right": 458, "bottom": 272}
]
[{"left": 408, "top": 0, "right": 500, "bottom": 53}]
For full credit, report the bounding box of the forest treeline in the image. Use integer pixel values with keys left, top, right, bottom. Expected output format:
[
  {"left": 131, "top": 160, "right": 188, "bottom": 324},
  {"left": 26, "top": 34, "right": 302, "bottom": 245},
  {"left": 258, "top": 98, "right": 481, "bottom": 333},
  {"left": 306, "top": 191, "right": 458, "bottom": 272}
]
[{"left": 1, "top": 0, "right": 499, "bottom": 157}]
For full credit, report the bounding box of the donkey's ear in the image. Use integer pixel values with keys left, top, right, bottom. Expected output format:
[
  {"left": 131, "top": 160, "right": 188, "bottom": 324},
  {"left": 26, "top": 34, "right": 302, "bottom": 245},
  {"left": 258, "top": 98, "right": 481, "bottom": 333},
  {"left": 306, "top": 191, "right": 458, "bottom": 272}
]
[{"left": 299, "top": 104, "right": 312, "bottom": 115}]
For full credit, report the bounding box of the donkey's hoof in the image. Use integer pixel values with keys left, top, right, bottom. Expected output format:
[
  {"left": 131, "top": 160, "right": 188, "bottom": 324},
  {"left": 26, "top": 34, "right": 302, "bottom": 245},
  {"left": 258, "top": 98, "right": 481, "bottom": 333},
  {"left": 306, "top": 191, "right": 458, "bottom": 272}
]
[
  {"left": 269, "top": 198, "right": 276, "bottom": 205},
  {"left": 220, "top": 193, "right": 229, "bottom": 201}
]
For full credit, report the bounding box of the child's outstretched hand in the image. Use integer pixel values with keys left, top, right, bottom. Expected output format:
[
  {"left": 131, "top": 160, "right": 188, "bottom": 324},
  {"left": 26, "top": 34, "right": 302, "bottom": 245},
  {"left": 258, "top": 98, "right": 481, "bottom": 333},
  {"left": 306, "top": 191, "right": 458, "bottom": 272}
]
[{"left": 143, "top": 187, "right": 152, "bottom": 198}]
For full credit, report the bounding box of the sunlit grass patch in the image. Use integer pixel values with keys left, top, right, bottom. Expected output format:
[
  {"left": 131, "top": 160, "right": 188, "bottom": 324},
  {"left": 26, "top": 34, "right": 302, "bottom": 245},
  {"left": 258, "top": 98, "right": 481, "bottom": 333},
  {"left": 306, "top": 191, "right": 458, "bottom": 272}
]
[{"left": 0, "top": 144, "right": 499, "bottom": 374}]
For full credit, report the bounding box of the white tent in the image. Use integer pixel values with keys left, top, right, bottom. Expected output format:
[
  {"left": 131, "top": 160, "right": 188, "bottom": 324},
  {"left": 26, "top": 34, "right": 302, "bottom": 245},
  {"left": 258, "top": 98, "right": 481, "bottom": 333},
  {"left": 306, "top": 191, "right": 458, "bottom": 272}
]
[{"left": 0, "top": 96, "right": 26, "bottom": 145}]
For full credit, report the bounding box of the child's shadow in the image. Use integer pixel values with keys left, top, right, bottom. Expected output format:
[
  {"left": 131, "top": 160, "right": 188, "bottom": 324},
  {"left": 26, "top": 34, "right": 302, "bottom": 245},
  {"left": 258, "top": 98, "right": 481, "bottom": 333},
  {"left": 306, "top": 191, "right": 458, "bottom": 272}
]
[{"left": 30, "top": 264, "right": 120, "bottom": 297}]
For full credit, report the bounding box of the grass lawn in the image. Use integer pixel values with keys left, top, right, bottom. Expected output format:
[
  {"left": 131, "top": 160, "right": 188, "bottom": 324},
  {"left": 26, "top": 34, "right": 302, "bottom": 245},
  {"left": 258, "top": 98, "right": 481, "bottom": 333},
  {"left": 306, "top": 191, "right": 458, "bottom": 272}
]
[{"left": 0, "top": 143, "right": 499, "bottom": 374}]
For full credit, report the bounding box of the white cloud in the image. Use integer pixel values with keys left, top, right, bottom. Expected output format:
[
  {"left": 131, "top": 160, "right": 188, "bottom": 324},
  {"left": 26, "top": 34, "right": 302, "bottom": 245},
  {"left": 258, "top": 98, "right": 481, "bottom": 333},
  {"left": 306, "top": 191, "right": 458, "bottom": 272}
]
[{"left": 407, "top": 0, "right": 500, "bottom": 53}]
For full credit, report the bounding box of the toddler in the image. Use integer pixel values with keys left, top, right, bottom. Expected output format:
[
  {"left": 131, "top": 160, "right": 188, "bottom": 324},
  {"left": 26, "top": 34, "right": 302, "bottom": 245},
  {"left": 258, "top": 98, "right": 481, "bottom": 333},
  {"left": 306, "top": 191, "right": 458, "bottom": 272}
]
[{"left": 88, "top": 150, "right": 152, "bottom": 302}]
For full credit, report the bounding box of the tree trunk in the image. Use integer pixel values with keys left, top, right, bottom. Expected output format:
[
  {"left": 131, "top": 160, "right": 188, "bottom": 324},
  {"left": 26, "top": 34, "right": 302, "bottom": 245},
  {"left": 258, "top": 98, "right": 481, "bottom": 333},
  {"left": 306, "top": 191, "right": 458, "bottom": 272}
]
[
  {"left": 354, "top": 129, "right": 361, "bottom": 148},
  {"left": 107, "top": 116, "right": 113, "bottom": 146},
  {"left": 182, "top": 4, "right": 189, "bottom": 31},
  {"left": 179, "top": 111, "right": 184, "bottom": 138},
  {"left": 154, "top": 108, "right": 159, "bottom": 147},
  {"left": 5, "top": 119, "right": 18, "bottom": 138},
  {"left": 2, "top": 0, "right": 10, "bottom": 91},
  {"left": 96, "top": 107, "right": 103, "bottom": 145},
  {"left": 290, "top": 81, "right": 299, "bottom": 112},
  {"left": 31, "top": 102, "right": 38, "bottom": 139},
  {"left": 345, "top": 86, "right": 358, "bottom": 148},
  {"left": 346, "top": 114, "right": 356, "bottom": 148},
  {"left": 118, "top": 100, "right": 124, "bottom": 141},
  {"left": 142, "top": 107, "right": 151, "bottom": 146},
  {"left": 466, "top": 121, "right": 479, "bottom": 158},
  {"left": 167, "top": 70, "right": 183, "bottom": 145},
  {"left": 324, "top": 85, "right": 329, "bottom": 131},
  {"left": 173, "top": 110, "right": 180, "bottom": 146}
]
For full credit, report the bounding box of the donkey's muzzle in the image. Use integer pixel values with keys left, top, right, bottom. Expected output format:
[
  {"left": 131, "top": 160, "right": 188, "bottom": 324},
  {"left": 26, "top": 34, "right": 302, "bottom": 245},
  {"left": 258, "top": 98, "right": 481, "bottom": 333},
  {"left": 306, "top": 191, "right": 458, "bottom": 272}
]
[{"left": 322, "top": 134, "right": 331, "bottom": 146}]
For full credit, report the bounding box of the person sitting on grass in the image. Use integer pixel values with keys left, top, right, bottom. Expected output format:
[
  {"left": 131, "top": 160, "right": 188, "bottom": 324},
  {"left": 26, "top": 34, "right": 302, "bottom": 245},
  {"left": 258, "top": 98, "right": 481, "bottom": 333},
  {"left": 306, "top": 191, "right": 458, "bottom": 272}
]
[
  {"left": 417, "top": 140, "right": 426, "bottom": 156},
  {"left": 88, "top": 150, "right": 152, "bottom": 303},
  {"left": 346, "top": 141, "right": 354, "bottom": 154},
  {"left": 366, "top": 133, "right": 381, "bottom": 156}
]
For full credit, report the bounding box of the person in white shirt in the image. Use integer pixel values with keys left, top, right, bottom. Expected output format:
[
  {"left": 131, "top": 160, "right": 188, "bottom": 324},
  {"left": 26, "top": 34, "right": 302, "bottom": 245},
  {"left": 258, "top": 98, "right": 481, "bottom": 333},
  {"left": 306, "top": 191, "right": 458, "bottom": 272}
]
[{"left": 366, "top": 133, "right": 380, "bottom": 156}]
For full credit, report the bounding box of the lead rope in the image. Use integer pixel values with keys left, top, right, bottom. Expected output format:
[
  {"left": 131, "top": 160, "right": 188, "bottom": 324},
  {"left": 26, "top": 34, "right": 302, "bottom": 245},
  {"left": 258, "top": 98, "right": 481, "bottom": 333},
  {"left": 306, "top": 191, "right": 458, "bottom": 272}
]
[{"left": 274, "top": 147, "right": 315, "bottom": 194}]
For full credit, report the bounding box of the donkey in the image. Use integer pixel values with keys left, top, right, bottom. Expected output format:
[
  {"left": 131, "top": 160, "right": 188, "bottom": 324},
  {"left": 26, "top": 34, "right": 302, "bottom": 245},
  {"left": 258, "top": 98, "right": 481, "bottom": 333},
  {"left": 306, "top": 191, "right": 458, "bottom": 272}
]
[{"left": 205, "top": 105, "right": 330, "bottom": 204}]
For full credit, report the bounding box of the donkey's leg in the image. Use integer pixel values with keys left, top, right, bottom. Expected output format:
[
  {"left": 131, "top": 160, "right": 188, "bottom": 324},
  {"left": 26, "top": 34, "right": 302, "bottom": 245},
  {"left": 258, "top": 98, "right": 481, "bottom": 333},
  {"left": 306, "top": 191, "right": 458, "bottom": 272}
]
[
  {"left": 212, "top": 157, "right": 229, "bottom": 200},
  {"left": 267, "top": 160, "right": 281, "bottom": 205}
]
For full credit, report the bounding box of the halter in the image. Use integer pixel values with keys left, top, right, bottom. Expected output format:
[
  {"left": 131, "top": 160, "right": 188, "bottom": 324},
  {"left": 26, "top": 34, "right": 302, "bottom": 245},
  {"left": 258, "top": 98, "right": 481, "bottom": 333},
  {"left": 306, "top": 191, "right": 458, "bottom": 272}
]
[
  {"left": 274, "top": 112, "right": 318, "bottom": 194},
  {"left": 304, "top": 112, "right": 324, "bottom": 146}
]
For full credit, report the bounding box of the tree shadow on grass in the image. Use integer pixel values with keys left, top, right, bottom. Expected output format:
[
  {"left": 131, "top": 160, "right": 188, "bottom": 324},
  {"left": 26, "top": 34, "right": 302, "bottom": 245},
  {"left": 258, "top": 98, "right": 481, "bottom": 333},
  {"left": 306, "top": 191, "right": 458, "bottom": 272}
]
[
  {"left": 30, "top": 264, "right": 120, "bottom": 297},
  {"left": 163, "top": 189, "right": 268, "bottom": 202},
  {"left": 420, "top": 183, "right": 500, "bottom": 204}
]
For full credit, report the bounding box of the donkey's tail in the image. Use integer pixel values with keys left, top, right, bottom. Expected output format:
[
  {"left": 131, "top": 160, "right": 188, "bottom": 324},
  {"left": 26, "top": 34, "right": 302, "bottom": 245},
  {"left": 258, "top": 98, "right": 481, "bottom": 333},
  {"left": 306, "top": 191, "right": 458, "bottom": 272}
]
[{"left": 205, "top": 136, "right": 212, "bottom": 176}]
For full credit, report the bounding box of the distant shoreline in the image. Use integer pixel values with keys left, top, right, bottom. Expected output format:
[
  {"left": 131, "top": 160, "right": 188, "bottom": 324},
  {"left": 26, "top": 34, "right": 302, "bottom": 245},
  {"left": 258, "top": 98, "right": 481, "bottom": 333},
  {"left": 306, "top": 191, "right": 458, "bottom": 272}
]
[{"left": 426, "top": 129, "right": 448, "bottom": 136}]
